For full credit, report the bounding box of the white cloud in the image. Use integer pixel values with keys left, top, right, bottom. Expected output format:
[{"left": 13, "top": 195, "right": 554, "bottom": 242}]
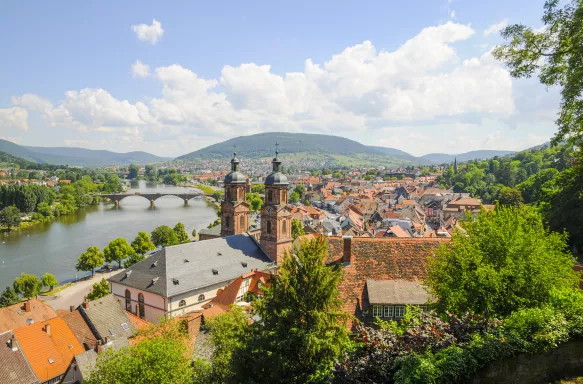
[
  {"left": 449, "top": 10, "right": 456, "bottom": 19},
  {"left": 484, "top": 19, "right": 508, "bottom": 36},
  {"left": 131, "top": 60, "right": 151, "bottom": 78},
  {"left": 0, "top": 107, "right": 29, "bottom": 132},
  {"left": 11, "top": 21, "right": 557, "bottom": 156},
  {"left": 131, "top": 19, "right": 164, "bottom": 44}
]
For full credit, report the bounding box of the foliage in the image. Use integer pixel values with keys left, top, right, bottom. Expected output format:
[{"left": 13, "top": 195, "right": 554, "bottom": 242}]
[
  {"left": 124, "top": 253, "right": 145, "bottom": 268},
  {"left": 425, "top": 205, "right": 579, "bottom": 317},
  {"left": 87, "top": 322, "right": 193, "bottom": 384},
  {"left": 232, "top": 237, "right": 351, "bottom": 383},
  {"left": 245, "top": 192, "right": 263, "bottom": 212},
  {"left": 76, "top": 246, "right": 105, "bottom": 276},
  {"left": 0, "top": 286, "right": 19, "bottom": 308},
  {"left": 36, "top": 202, "right": 53, "bottom": 217},
  {"left": 151, "top": 225, "right": 179, "bottom": 247},
  {"left": 204, "top": 306, "right": 251, "bottom": 383},
  {"left": 0, "top": 184, "right": 56, "bottom": 212},
  {"left": 334, "top": 310, "right": 501, "bottom": 383},
  {"left": 104, "top": 238, "right": 135, "bottom": 268},
  {"left": 13, "top": 273, "right": 42, "bottom": 300},
  {"left": 192, "top": 228, "right": 197, "bottom": 238},
  {"left": 131, "top": 231, "right": 156, "bottom": 255},
  {"left": 251, "top": 184, "right": 265, "bottom": 194},
  {"left": 128, "top": 164, "right": 140, "bottom": 179},
  {"left": 289, "top": 191, "right": 300, "bottom": 204},
  {"left": 173, "top": 222, "right": 190, "bottom": 244},
  {"left": 493, "top": 0, "right": 583, "bottom": 147},
  {"left": 291, "top": 217, "right": 305, "bottom": 240},
  {"left": 0, "top": 206, "right": 21, "bottom": 230},
  {"left": 87, "top": 278, "right": 110, "bottom": 301},
  {"left": 497, "top": 186, "right": 523, "bottom": 207},
  {"left": 293, "top": 184, "right": 306, "bottom": 198},
  {"left": 504, "top": 306, "right": 570, "bottom": 354},
  {"left": 305, "top": 199, "right": 311, "bottom": 206},
  {"left": 41, "top": 273, "right": 58, "bottom": 291},
  {"left": 212, "top": 190, "right": 223, "bottom": 202}
]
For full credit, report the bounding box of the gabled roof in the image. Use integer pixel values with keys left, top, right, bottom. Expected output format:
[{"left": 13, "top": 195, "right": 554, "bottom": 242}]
[
  {"left": 0, "top": 331, "right": 39, "bottom": 384},
  {"left": 387, "top": 225, "right": 411, "bottom": 238},
  {"left": 0, "top": 300, "right": 57, "bottom": 334},
  {"left": 79, "top": 295, "right": 137, "bottom": 343},
  {"left": 366, "top": 279, "right": 432, "bottom": 305},
  {"left": 13, "top": 317, "right": 85, "bottom": 383},
  {"left": 59, "top": 310, "right": 98, "bottom": 351},
  {"left": 447, "top": 197, "right": 482, "bottom": 206},
  {"left": 108, "top": 233, "right": 273, "bottom": 298}
]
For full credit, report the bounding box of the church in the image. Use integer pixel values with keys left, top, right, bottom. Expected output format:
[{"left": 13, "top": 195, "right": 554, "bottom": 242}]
[{"left": 107, "top": 150, "right": 293, "bottom": 323}]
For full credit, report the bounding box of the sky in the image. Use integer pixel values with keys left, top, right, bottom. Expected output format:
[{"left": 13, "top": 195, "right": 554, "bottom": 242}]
[{"left": 0, "top": 0, "right": 560, "bottom": 157}]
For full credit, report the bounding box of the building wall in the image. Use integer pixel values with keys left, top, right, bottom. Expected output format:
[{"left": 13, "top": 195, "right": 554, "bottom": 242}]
[
  {"left": 110, "top": 282, "right": 166, "bottom": 324},
  {"left": 167, "top": 281, "right": 232, "bottom": 317}
]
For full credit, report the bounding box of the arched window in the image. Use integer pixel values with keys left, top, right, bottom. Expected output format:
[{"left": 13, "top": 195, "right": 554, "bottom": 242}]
[
  {"left": 226, "top": 215, "right": 230, "bottom": 228},
  {"left": 282, "top": 220, "right": 287, "bottom": 237},
  {"left": 268, "top": 190, "right": 273, "bottom": 202},
  {"left": 266, "top": 220, "right": 272, "bottom": 234},
  {"left": 179, "top": 300, "right": 186, "bottom": 307},
  {"left": 125, "top": 289, "right": 132, "bottom": 312},
  {"left": 138, "top": 293, "right": 145, "bottom": 319},
  {"left": 240, "top": 215, "right": 245, "bottom": 231},
  {"left": 198, "top": 294, "right": 205, "bottom": 302}
]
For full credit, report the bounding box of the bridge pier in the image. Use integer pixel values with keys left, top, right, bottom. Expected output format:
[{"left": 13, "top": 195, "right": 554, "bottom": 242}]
[
  {"left": 184, "top": 199, "right": 189, "bottom": 206},
  {"left": 150, "top": 200, "right": 155, "bottom": 208},
  {"left": 115, "top": 200, "right": 120, "bottom": 208}
]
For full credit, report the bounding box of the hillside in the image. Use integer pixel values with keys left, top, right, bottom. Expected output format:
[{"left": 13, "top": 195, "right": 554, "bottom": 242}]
[
  {"left": 177, "top": 132, "right": 417, "bottom": 167},
  {"left": 419, "top": 150, "right": 517, "bottom": 164},
  {"left": 0, "top": 139, "right": 169, "bottom": 167},
  {"left": 367, "top": 146, "right": 421, "bottom": 162}
]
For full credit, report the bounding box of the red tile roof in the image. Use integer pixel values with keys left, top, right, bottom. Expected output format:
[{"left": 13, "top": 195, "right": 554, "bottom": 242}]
[{"left": 0, "top": 300, "right": 57, "bottom": 334}]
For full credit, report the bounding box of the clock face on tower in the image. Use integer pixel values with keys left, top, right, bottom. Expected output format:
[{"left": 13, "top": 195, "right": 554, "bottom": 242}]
[{"left": 266, "top": 207, "right": 272, "bottom": 215}]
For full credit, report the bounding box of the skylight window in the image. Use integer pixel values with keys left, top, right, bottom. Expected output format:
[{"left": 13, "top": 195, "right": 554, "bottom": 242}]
[
  {"left": 109, "top": 329, "right": 115, "bottom": 336},
  {"left": 48, "top": 358, "right": 54, "bottom": 364},
  {"left": 121, "top": 323, "right": 129, "bottom": 330}
]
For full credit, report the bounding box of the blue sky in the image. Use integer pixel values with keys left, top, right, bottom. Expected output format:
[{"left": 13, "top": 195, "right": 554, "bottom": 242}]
[{"left": 0, "top": 0, "right": 559, "bottom": 157}]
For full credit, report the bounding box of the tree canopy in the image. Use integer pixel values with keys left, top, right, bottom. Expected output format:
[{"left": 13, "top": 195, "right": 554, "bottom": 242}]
[
  {"left": 131, "top": 232, "right": 156, "bottom": 255},
  {"left": 87, "top": 279, "right": 110, "bottom": 301},
  {"left": 104, "top": 238, "right": 135, "bottom": 268},
  {"left": 173, "top": 222, "right": 190, "bottom": 244},
  {"left": 0, "top": 206, "right": 21, "bottom": 230},
  {"left": 76, "top": 246, "right": 105, "bottom": 277},
  {"left": 425, "top": 205, "right": 580, "bottom": 317},
  {"left": 41, "top": 273, "right": 59, "bottom": 291},
  {"left": 13, "top": 273, "right": 42, "bottom": 300},
  {"left": 291, "top": 218, "right": 305, "bottom": 240},
  {"left": 151, "top": 225, "right": 179, "bottom": 247},
  {"left": 0, "top": 286, "right": 19, "bottom": 308}
]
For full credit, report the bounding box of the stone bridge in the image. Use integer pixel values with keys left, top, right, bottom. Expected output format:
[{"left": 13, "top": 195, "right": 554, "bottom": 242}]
[{"left": 94, "top": 192, "right": 211, "bottom": 207}]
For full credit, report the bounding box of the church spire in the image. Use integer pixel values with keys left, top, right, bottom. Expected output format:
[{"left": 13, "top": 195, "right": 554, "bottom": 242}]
[{"left": 230, "top": 145, "right": 240, "bottom": 172}]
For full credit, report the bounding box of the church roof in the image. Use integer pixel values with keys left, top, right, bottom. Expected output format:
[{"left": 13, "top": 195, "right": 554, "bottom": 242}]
[
  {"left": 108, "top": 233, "right": 273, "bottom": 298},
  {"left": 264, "top": 171, "right": 288, "bottom": 185},
  {"left": 224, "top": 171, "right": 247, "bottom": 184}
]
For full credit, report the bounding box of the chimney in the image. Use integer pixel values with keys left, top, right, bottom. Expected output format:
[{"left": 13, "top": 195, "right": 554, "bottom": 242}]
[
  {"left": 97, "top": 341, "right": 103, "bottom": 353},
  {"left": 82, "top": 302, "right": 88, "bottom": 309},
  {"left": 24, "top": 301, "right": 31, "bottom": 312},
  {"left": 45, "top": 323, "right": 51, "bottom": 337},
  {"left": 70, "top": 305, "right": 75, "bottom": 312},
  {"left": 342, "top": 236, "right": 352, "bottom": 264}
]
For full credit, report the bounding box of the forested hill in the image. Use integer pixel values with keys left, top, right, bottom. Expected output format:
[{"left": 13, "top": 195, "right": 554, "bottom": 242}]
[{"left": 437, "top": 144, "right": 582, "bottom": 251}]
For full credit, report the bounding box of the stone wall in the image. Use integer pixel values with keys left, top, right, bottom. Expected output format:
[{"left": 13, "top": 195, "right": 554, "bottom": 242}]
[{"left": 472, "top": 341, "right": 583, "bottom": 384}]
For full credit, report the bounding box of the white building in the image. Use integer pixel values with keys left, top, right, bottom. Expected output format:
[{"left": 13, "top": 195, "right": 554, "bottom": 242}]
[{"left": 108, "top": 233, "right": 274, "bottom": 324}]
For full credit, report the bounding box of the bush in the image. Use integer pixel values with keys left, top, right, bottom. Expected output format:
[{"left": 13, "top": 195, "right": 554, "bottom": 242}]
[
  {"left": 434, "top": 346, "right": 478, "bottom": 383},
  {"left": 393, "top": 352, "right": 440, "bottom": 384},
  {"left": 504, "top": 306, "right": 570, "bottom": 354}
]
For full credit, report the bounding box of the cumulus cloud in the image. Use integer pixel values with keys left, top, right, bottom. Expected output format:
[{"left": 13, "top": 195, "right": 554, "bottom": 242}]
[
  {"left": 131, "top": 19, "right": 164, "bottom": 44},
  {"left": 0, "top": 107, "right": 29, "bottom": 132},
  {"left": 11, "top": 94, "right": 52, "bottom": 113},
  {"left": 131, "top": 60, "right": 151, "bottom": 78},
  {"left": 484, "top": 19, "right": 508, "bottom": 36},
  {"left": 12, "top": 21, "right": 554, "bottom": 155}
]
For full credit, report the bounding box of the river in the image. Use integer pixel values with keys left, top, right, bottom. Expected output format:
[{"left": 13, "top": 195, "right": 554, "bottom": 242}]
[{"left": 0, "top": 180, "right": 218, "bottom": 288}]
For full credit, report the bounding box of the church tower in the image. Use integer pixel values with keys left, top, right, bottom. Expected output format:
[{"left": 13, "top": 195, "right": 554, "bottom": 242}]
[
  {"left": 221, "top": 151, "right": 250, "bottom": 237},
  {"left": 260, "top": 146, "right": 292, "bottom": 264}
]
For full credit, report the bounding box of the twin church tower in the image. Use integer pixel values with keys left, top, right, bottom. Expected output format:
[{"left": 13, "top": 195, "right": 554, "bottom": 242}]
[{"left": 219, "top": 148, "right": 292, "bottom": 264}]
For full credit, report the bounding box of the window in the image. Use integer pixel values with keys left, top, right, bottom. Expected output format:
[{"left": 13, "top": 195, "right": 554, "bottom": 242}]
[
  {"left": 225, "top": 215, "right": 231, "bottom": 228},
  {"left": 383, "top": 305, "right": 394, "bottom": 317},
  {"left": 125, "top": 289, "right": 132, "bottom": 312},
  {"left": 372, "top": 305, "right": 382, "bottom": 317},
  {"left": 138, "top": 293, "right": 145, "bottom": 319},
  {"left": 240, "top": 215, "right": 245, "bottom": 231},
  {"left": 121, "top": 323, "right": 129, "bottom": 330},
  {"left": 198, "top": 294, "right": 205, "bottom": 302},
  {"left": 282, "top": 220, "right": 287, "bottom": 237},
  {"left": 237, "top": 278, "right": 251, "bottom": 302},
  {"left": 266, "top": 220, "right": 272, "bottom": 234},
  {"left": 394, "top": 305, "right": 405, "bottom": 318},
  {"left": 179, "top": 300, "right": 186, "bottom": 307},
  {"left": 268, "top": 190, "right": 273, "bottom": 202}
]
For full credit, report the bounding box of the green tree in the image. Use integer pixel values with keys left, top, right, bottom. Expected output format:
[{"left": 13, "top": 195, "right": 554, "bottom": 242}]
[
  {"left": 425, "top": 205, "right": 580, "bottom": 317},
  {"left": 497, "top": 186, "right": 524, "bottom": 207},
  {"left": 304, "top": 199, "right": 311, "bottom": 206},
  {"left": 291, "top": 218, "right": 305, "bottom": 240},
  {"left": 205, "top": 306, "right": 250, "bottom": 383},
  {"left": 151, "top": 225, "right": 179, "bottom": 247},
  {"left": 212, "top": 190, "right": 224, "bottom": 202},
  {"left": 0, "top": 286, "right": 19, "bottom": 307},
  {"left": 87, "top": 322, "right": 193, "bottom": 384},
  {"left": 251, "top": 184, "right": 265, "bottom": 194},
  {"left": 87, "top": 278, "right": 110, "bottom": 301},
  {"left": 289, "top": 191, "right": 300, "bottom": 204},
  {"left": 173, "top": 222, "right": 190, "bottom": 244},
  {"left": 233, "top": 237, "right": 351, "bottom": 383},
  {"left": 131, "top": 232, "right": 156, "bottom": 255},
  {"left": 104, "top": 238, "right": 135, "bottom": 268},
  {"left": 293, "top": 184, "right": 306, "bottom": 198},
  {"left": 41, "top": 273, "right": 59, "bottom": 292},
  {"left": 76, "top": 246, "right": 105, "bottom": 277},
  {"left": 13, "top": 273, "right": 42, "bottom": 300},
  {"left": 36, "top": 202, "right": 53, "bottom": 217},
  {"left": 493, "top": 0, "right": 583, "bottom": 146},
  {"left": 250, "top": 197, "right": 262, "bottom": 212},
  {"left": 124, "top": 253, "right": 145, "bottom": 268},
  {"left": 128, "top": 164, "right": 140, "bottom": 179},
  {"left": 191, "top": 228, "right": 197, "bottom": 238},
  {"left": 0, "top": 206, "right": 21, "bottom": 231}
]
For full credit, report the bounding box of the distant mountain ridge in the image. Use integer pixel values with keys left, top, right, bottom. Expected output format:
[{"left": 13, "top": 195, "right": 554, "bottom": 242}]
[
  {"left": 0, "top": 139, "right": 169, "bottom": 167},
  {"left": 418, "top": 150, "right": 517, "bottom": 164}
]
